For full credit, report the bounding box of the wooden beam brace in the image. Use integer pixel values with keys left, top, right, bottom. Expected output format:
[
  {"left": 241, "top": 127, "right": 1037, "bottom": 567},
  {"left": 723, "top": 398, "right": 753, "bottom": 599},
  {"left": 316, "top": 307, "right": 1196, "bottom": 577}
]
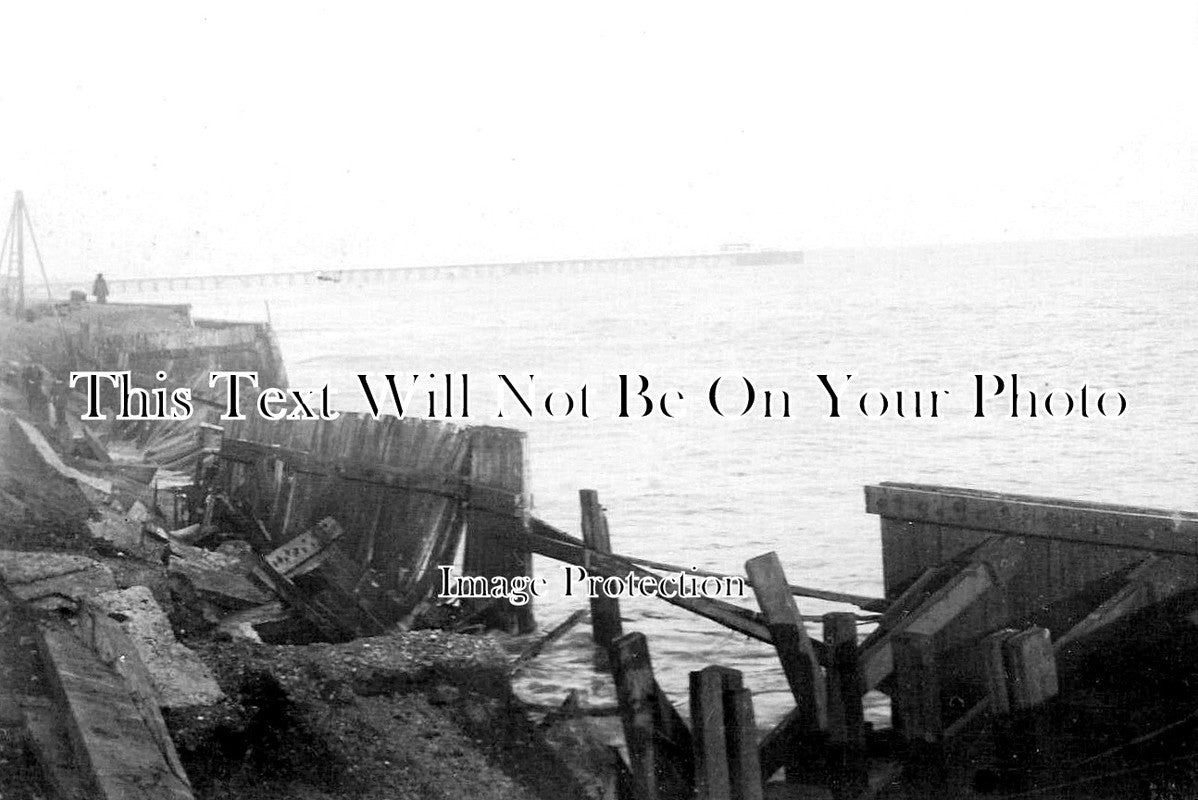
[
  {"left": 859, "top": 537, "right": 1024, "bottom": 691},
  {"left": 1057, "top": 554, "right": 1198, "bottom": 648}
]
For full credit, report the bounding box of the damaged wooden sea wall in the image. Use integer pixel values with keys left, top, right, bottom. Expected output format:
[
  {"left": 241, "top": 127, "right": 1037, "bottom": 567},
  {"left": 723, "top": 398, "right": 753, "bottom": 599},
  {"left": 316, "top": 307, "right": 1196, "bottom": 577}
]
[
  {"left": 74, "top": 316, "right": 287, "bottom": 389},
  {"left": 865, "top": 482, "right": 1198, "bottom": 712},
  {"left": 69, "top": 312, "right": 287, "bottom": 471},
  {"left": 216, "top": 412, "right": 533, "bottom": 634}
]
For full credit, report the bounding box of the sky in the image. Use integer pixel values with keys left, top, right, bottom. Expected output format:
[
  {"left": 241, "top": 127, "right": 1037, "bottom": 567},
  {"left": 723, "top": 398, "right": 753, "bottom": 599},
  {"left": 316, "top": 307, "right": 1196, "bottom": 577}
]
[{"left": 0, "top": 3, "right": 1196, "bottom": 279}]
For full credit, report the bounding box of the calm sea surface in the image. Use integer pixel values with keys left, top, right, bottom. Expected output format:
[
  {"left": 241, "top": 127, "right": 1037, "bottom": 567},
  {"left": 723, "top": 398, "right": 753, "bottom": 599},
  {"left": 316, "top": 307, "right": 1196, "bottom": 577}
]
[{"left": 125, "top": 237, "right": 1198, "bottom": 732}]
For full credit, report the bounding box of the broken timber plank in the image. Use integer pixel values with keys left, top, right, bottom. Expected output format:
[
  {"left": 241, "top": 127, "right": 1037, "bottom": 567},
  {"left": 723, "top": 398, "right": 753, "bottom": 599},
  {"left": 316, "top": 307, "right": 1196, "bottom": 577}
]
[
  {"left": 527, "top": 518, "right": 775, "bottom": 645},
  {"left": 36, "top": 624, "right": 193, "bottom": 800},
  {"left": 745, "top": 553, "right": 824, "bottom": 732}
]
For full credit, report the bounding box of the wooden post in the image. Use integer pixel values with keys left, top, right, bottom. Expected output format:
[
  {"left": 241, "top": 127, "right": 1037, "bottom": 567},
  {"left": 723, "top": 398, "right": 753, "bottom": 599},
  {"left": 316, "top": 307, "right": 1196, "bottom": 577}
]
[
  {"left": 464, "top": 426, "right": 535, "bottom": 633},
  {"left": 723, "top": 682, "right": 764, "bottom": 800},
  {"left": 745, "top": 553, "right": 824, "bottom": 732},
  {"left": 611, "top": 633, "right": 693, "bottom": 800},
  {"left": 580, "top": 489, "right": 623, "bottom": 647},
  {"left": 892, "top": 631, "right": 941, "bottom": 742},
  {"left": 997, "top": 627, "right": 1058, "bottom": 787},
  {"left": 690, "top": 667, "right": 731, "bottom": 800},
  {"left": 824, "top": 612, "right": 866, "bottom": 800},
  {"left": 892, "top": 631, "right": 947, "bottom": 796}
]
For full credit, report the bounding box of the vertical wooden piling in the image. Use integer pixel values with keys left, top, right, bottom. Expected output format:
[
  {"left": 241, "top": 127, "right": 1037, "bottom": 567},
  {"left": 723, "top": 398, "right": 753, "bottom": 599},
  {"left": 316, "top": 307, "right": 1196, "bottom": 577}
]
[
  {"left": 995, "top": 626, "right": 1058, "bottom": 786},
  {"left": 689, "top": 665, "right": 764, "bottom": 800},
  {"left": 893, "top": 630, "right": 947, "bottom": 796},
  {"left": 611, "top": 632, "right": 694, "bottom": 800},
  {"left": 580, "top": 489, "right": 623, "bottom": 647},
  {"left": 745, "top": 553, "right": 825, "bottom": 734},
  {"left": 463, "top": 426, "right": 535, "bottom": 633},
  {"left": 824, "top": 612, "right": 864, "bottom": 748},
  {"left": 723, "top": 685, "right": 763, "bottom": 800},
  {"left": 690, "top": 667, "right": 731, "bottom": 800},
  {"left": 824, "top": 612, "right": 867, "bottom": 799},
  {"left": 892, "top": 630, "right": 941, "bottom": 742}
]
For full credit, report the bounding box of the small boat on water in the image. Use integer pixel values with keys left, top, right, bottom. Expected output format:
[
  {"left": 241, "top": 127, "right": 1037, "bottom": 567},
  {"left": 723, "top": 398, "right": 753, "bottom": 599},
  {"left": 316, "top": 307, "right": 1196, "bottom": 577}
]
[{"left": 315, "top": 271, "right": 341, "bottom": 283}]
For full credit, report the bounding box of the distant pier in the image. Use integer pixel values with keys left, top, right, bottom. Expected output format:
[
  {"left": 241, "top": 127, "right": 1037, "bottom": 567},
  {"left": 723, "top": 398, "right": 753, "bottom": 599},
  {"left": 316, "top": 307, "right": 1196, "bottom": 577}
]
[{"left": 51, "top": 250, "right": 804, "bottom": 295}]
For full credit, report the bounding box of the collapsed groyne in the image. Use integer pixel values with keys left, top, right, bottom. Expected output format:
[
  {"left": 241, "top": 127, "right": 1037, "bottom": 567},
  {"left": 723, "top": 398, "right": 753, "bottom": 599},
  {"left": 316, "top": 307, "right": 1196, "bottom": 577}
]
[{"left": 0, "top": 299, "right": 616, "bottom": 800}]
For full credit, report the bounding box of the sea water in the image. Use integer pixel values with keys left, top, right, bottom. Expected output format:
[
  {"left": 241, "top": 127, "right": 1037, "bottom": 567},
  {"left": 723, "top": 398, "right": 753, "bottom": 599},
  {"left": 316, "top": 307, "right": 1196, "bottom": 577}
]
[{"left": 121, "top": 236, "right": 1198, "bottom": 731}]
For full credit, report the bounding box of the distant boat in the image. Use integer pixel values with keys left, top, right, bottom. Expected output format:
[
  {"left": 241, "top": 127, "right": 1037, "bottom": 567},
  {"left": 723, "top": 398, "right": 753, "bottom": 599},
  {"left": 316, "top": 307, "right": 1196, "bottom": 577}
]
[{"left": 315, "top": 271, "right": 342, "bottom": 283}]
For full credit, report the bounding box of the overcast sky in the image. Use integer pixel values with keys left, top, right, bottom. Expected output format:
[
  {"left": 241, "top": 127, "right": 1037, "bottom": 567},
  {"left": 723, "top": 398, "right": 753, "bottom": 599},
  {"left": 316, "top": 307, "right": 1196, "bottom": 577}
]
[{"left": 1, "top": 3, "right": 1196, "bottom": 278}]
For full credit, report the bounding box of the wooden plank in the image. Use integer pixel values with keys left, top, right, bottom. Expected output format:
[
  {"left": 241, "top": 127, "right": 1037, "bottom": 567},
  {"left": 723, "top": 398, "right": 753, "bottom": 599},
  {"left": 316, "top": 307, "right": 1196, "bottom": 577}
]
[
  {"left": 744, "top": 553, "right": 824, "bottom": 733},
  {"left": 527, "top": 518, "right": 774, "bottom": 644},
  {"left": 510, "top": 609, "right": 589, "bottom": 674},
  {"left": 580, "top": 489, "right": 623, "bottom": 647},
  {"left": 219, "top": 437, "right": 474, "bottom": 503},
  {"left": 860, "top": 565, "right": 954, "bottom": 651},
  {"left": 866, "top": 483, "right": 1198, "bottom": 556},
  {"left": 36, "top": 625, "right": 193, "bottom": 800}
]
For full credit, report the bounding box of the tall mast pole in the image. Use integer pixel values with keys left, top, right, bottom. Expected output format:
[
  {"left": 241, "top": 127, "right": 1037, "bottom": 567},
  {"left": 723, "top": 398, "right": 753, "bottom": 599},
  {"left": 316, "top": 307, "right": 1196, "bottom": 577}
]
[{"left": 14, "top": 191, "right": 24, "bottom": 315}]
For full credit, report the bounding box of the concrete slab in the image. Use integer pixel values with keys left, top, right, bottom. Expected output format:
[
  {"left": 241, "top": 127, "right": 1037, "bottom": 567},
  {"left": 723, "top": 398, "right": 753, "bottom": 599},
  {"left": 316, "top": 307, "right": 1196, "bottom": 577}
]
[
  {"left": 84, "top": 586, "right": 223, "bottom": 708},
  {"left": 0, "top": 550, "right": 117, "bottom": 609}
]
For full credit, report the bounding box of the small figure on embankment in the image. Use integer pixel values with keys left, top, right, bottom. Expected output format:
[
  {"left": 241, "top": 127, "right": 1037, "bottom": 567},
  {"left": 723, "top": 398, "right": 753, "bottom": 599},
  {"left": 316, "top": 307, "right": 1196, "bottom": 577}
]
[{"left": 92, "top": 272, "right": 109, "bottom": 304}]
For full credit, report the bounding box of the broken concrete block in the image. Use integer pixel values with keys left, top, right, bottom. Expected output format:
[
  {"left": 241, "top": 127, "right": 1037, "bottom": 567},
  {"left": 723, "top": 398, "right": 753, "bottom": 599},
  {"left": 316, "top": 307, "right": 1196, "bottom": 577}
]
[
  {"left": 168, "top": 541, "right": 272, "bottom": 610},
  {"left": 86, "top": 509, "right": 145, "bottom": 552},
  {"left": 84, "top": 586, "right": 224, "bottom": 708},
  {"left": 126, "top": 500, "right": 151, "bottom": 523},
  {"left": 0, "top": 551, "right": 117, "bottom": 609}
]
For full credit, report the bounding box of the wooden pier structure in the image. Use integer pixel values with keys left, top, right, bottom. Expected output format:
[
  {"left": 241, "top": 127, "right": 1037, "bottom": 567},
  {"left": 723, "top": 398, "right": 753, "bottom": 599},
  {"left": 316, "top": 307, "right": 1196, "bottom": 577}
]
[{"left": 47, "top": 250, "right": 805, "bottom": 295}]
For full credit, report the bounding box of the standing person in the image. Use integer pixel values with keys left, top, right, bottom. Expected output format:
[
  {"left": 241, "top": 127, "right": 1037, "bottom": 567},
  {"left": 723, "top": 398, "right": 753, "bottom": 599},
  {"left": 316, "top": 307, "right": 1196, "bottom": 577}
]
[{"left": 92, "top": 272, "right": 109, "bottom": 304}]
